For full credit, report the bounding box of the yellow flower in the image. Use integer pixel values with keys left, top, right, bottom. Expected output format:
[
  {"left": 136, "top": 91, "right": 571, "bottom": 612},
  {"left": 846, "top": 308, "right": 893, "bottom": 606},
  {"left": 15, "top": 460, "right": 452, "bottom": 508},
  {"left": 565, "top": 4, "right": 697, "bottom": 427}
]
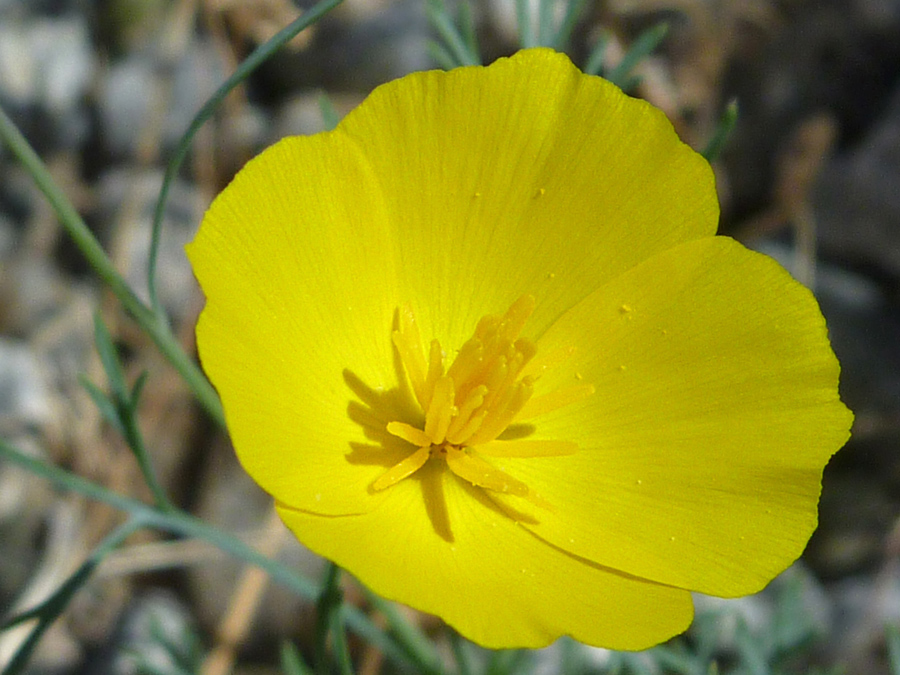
[{"left": 186, "top": 48, "right": 852, "bottom": 650}]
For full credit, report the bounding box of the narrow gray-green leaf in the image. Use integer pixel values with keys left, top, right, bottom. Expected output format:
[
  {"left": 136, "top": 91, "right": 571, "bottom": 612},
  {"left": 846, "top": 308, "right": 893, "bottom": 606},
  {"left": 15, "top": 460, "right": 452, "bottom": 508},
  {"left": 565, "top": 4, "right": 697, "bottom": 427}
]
[
  {"left": 606, "top": 22, "right": 669, "bottom": 90},
  {"left": 701, "top": 99, "right": 739, "bottom": 162}
]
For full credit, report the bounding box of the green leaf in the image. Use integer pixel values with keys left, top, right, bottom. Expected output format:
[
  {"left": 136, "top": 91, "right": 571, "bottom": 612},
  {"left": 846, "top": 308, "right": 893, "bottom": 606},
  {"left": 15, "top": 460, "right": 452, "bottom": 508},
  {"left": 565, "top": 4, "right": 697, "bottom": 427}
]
[
  {"left": 318, "top": 93, "right": 341, "bottom": 132},
  {"left": 485, "top": 649, "right": 532, "bottom": 675},
  {"left": 702, "top": 99, "right": 739, "bottom": 162},
  {"left": 552, "top": 0, "right": 588, "bottom": 50},
  {"left": 887, "top": 624, "right": 900, "bottom": 675},
  {"left": 1, "top": 519, "right": 143, "bottom": 675},
  {"left": 93, "top": 313, "right": 128, "bottom": 406},
  {"left": 458, "top": 1, "right": 480, "bottom": 64},
  {"left": 426, "top": 0, "right": 480, "bottom": 67},
  {"left": 734, "top": 617, "right": 771, "bottom": 675},
  {"left": 131, "top": 370, "right": 149, "bottom": 407},
  {"left": 361, "top": 588, "right": 444, "bottom": 675},
  {"left": 515, "top": 0, "right": 536, "bottom": 49},
  {"left": 606, "top": 22, "right": 669, "bottom": 90},
  {"left": 428, "top": 40, "right": 459, "bottom": 70},
  {"left": 281, "top": 641, "right": 314, "bottom": 675},
  {"left": 583, "top": 30, "right": 609, "bottom": 76},
  {"left": 78, "top": 375, "right": 125, "bottom": 436},
  {"left": 537, "top": 0, "right": 555, "bottom": 46},
  {"left": 314, "top": 562, "right": 345, "bottom": 674},
  {"left": 449, "top": 632, "right": 475, "bottom": 675}
]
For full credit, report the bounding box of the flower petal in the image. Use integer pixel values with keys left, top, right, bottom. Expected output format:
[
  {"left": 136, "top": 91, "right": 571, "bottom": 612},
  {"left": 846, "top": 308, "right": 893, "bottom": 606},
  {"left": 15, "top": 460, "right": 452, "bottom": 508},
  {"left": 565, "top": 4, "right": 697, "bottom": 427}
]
[
  {"left": 488, "top": 236, "right": 852, "bottom": 597},
  {"left": 276, "top": 462, "right": 693, "bottom": 650},
  {"left": 188, "top": 47, "right": 718, "bottom": 519},
  {"left": 188, "top": 133, "right": 411, "bottom": 515},
  {"left": 337, "top": 47, "right": 718, "bottom": 345}
]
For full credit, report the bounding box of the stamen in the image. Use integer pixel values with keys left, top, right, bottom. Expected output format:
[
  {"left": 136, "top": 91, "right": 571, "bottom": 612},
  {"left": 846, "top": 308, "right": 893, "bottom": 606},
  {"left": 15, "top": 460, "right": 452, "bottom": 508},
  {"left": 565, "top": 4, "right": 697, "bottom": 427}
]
[
  {"left": 445, "top": 446, "right": 553, "bottom": 510},
  {"left": 445, "top": 384, "right": 488, "bottom": 441},
  {"left": 386, "top": 421, "right": 432, "bottom": 448},
  {"left": 445, "top": 410, "right": 487, "bottom": 446},
  {"left": 424, "top": 376, "right": 456, "bottom": 445},
  {"left": 444, "top": 445, "right": 530, "bottom": 497},
  {"left": 392, "top": 305, "right": 427, "bottom": 407},
  {"left": 422, "top": 339, "right": 444, "bottom": 410},
  {"left": 446, "top": 338, "right": 485, "bottom": 387},
  {"left": 372, "top": 445, "right": 431, "bottom": 491},
  {"left": 374, "top": 294, "right": 591, "bottom": 504},
  {"left": 467, "top": 378, "right": 534, "bottom": 445},
  {"left": 478, "top": 294, "right": 535, "bottom": 342}
]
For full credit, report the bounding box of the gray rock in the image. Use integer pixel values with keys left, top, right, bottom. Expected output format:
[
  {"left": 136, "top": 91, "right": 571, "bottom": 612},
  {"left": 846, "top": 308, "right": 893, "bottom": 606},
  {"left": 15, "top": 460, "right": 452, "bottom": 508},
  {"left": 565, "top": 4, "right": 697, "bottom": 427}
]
[
  {"left": 163, "top": 39, "right": 224, "bottom": 149},
  {"left": 0, "top": 337, "right": 51, "bottom": 430},
  {"left": 186, "top": 434, "right": 324, "bottom": 654},
  {"left": 0, "top": 213, "right": 17, "bottom": 270},
  {"left": 94, "top": 168, "right": 204, "bottom": 323},
  {"left": 0, "top": 16, "right": 94, "bottom": 148},
  {"left": 720, "top": 0, "right": 900, "bottom": 223},
  {"left": 0, "top": 436, "right": 55, "bottom": 609},
  {"left": 257, "top": 0, "right": 431, "bottom": 94},
  {"left": 828, "top": 568, "right": 900, "bottom": 673},
  {"left": 97, "top": 39, "right": 224, "bottom": 160},
  {"left": 99, "top": 590, "right": 199, "bottom": 675},
  {"left": 97, "top": 57, "right": 158, "bottom": 159},
  {"left": 815, "top": 82, "right": 900, "bottom": 279}
]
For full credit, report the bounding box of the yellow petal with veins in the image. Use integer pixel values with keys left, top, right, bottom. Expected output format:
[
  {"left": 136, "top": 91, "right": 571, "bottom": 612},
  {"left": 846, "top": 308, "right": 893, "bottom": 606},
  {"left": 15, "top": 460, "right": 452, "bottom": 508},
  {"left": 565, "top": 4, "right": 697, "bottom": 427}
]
[
  {"left": 476, "top": 439, "right": 578, "bottom": 458},
  {"left": 277, "top": 464, "right": 695, "bottom": 650}
]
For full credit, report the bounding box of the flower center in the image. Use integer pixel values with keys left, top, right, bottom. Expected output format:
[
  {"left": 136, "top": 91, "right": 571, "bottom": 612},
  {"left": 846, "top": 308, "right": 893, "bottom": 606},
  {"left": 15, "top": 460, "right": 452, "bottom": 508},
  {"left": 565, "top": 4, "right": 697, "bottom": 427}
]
[{"left": 372, "top": 295, "right": 593, "bottom": 506}]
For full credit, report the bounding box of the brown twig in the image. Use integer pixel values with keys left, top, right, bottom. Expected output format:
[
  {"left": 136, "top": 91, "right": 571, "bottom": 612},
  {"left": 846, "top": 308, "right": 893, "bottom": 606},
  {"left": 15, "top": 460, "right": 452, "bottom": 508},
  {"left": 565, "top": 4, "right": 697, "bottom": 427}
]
[{"left": 200, "top": 506, "right": 288, "bottom": 675}]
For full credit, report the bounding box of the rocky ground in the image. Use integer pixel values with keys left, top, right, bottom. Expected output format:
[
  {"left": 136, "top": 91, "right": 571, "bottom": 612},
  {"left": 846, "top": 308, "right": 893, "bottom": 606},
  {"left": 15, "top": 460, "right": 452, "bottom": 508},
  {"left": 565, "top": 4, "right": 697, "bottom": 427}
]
[{"left": 1, "top": 0, "right": 900, "bottom": 673}]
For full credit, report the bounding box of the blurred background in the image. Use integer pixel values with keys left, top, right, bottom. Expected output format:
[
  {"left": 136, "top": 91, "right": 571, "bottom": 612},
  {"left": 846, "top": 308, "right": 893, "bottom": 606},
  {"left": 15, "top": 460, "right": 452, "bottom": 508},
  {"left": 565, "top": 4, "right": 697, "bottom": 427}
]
[{"left": 1, "top": 0, "right": 899, "bottom": 673}]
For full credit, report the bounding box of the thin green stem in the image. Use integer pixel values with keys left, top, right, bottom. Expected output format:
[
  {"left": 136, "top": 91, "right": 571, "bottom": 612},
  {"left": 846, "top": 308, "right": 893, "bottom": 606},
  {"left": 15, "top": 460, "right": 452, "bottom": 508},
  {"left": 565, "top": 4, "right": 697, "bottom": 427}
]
[
  {"left": 0, "top": 439, "right": 412, "bottom": 669},
  {"left": 485, "top": 649, "right": 530, "bottom": 675},
  {"left": 553, "top": 0, "right": 587, "bottom": 50},
  {"left": 458, "top": 1, "right": 481, "bottom": 65},
  {"left": 281, "top": 641, "right": 315, "bottom": 675},
  {"left": 449, "top": 632, "right": 474, "bottom": 675},
  {"left": 0, "top": 106, "right": 225, "bottom": 427},
  {"left": 887, "top": 624, "right": 900, "bottom": 675},
  {"left": 329, "top": 608, "right": 354, "bottom": 675},
  {"left": 583, "top": 30, "right": 609, "bottom": 76},
  {"left": 701, "top": 98, "right": 739, "bottom": 162},
  {"left": 426, "top": 0, "right": 479, "bottom": 67},
  {"left": 537, "top": 0, "right": 555, "bottom": 46},
  {"left": 428, "top": 40, "right": 459, "bottom": 70},
  {"left": 91, "top": 314, "right": 175, "bottom": 512},
  {"left": 147, "top": 0, "right": 344, "bottom": 314},
  {"left": 515, "top": 0, "right": 536, "bottom": 48},
  {"left": 606, "top": 22, "right": 669, "bottom": 90},
  {"left": 315, "top": 562, "right": 345, "bottom": 674},
  {"left": 0, "top": 107, "right": 147, "bottom": 324},
  {"left": 121, "top": 399, "right": 176, "bottom": 513},
  {"left": 2, "top": 518, "right": 145, "bottom": 675},
  {"left": 0, "top": 437, "right": 152, "bottom": 515},
  {"left": 362, "top": 587, "right": 444, "bottom": 675}
]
